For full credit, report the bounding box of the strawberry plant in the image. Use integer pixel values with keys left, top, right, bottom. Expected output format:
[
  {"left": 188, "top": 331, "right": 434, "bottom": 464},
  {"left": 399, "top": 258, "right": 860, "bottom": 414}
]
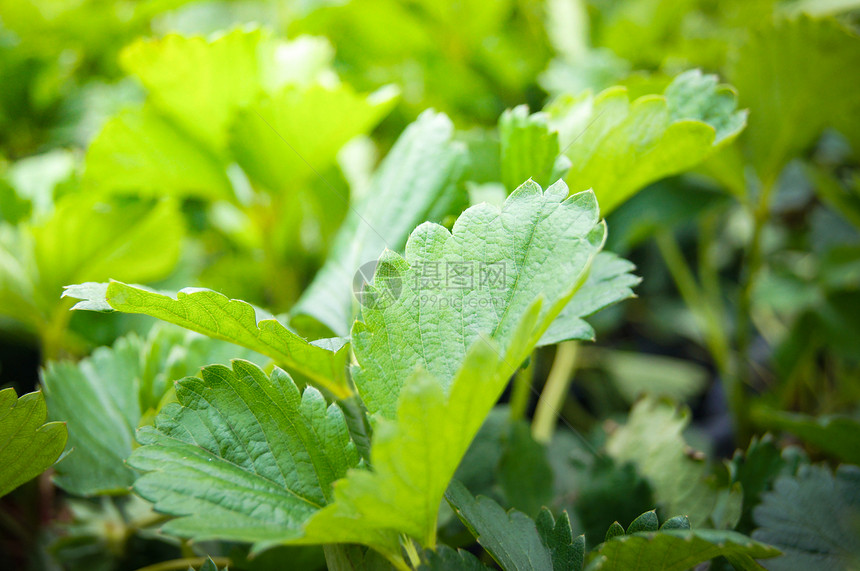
[{"left": 2, "top": 2, "right": 859, "bottom": 571}]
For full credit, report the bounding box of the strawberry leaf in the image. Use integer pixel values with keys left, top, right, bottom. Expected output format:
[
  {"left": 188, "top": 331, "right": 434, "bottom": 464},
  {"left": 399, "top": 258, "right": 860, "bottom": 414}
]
[
  {"left": 128, "top": 360, "right": 359, "bottom": 545},
  {"left": 63, "top": 282, "right": 351, "bottom": 398},
  {"left": 0, "top": 388, "right": 68, "bottom": 497}
]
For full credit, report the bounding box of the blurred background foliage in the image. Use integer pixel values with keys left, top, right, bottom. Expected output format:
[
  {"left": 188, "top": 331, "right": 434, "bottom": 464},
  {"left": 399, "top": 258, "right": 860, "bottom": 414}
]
[{"left": 1, "top": 0, "right": 859, "bottom": 569}]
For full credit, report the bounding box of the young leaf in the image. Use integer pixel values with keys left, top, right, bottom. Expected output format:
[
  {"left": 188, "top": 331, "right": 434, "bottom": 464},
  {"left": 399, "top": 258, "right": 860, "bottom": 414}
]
[
  {"left": 291, "top": 110, "right": 467, "bottom": 336},
  {"left": 446, "top": 479, "right": 554, "bottom": 571},
  {"left": 548, "top": 69, "right": 746, "bottom": 214},
  {"left": 606, "top": 397, "right": 737, "bottom": 527},
  {"left": 63, "top": 282, "right": 351, "bottom": 398},
  {"left": 42, "top": 326, "right": 264, "bottom": 496},
  {"left": 0, "top": 388, "right": 68, "bottom": 497},
  {"left": 538, "top": 252, "right": 640, "bottom": 345},
  {"left": 588, "top": 528, "right": 780, "bottom": 571},
  {"left": 352, "top": 179, "right": 606, "bottom": 418},
  {"left": 535, "top": 508, "right": 585, "bottom": 571},
  {"left": 127, "top": 360, "right": 360, "bottom": 545},
  {"left": 83, "top": 104, "right": 232, "bottom": 199},
  {"left": 753, "top": 464, "right": 860, "bottom": 571},
  {"left": 120, "top": 29, "right": 266, "bottom": 152},
  {"left": 230, "top": 83, "right": 397, "bottom": 192},
  {"left": 499, "top": 105, "right": 569, "bottom": 192}
]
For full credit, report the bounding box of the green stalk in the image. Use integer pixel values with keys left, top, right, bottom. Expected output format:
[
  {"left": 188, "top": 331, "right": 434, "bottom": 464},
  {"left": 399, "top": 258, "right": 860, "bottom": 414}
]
[
  {"left": 532, "top": 341, "right": 579, "bottom": 444},
  {"left": 133, "top": 557, "right": 231, "bottom": 571},
  {"left": 509, "top": 354, "right": 535, "bottom": 422}
]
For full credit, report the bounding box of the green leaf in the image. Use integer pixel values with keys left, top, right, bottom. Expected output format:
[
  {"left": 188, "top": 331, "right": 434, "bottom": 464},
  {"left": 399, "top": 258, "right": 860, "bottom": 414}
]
[
  {"left": 0, "top": 388, "right": 68, "bottom": 497},
  {"left": 291, "top": 110, "right": 468, "bottom": 336},
  {"left": 751, "top": 408, "right": 860, "bottom": 465},
  {"left": 128, "top": 360, "right": 360, "bottom": 545},
  {"left": 587, "top": 528, "right": 780, "bottom": 571},
  {"left": 604, "top": 522, "right": 624, "bottom": 542},
  {"left": 230, "top": 83, "right": 397, "bottom": 192},
  {"left": 120, "top": 28, "right": 266, "bottom": 153},
  {"left": 606, "top": 397, "right": 737, "bottom": 527},
  {"left": 301, "top": 328, "right": 540, "bottom": 557},
  {"left": 497, "top": 420, "right": 554, "bottom": 517},
  {"left": 660, "top": 516, "right": 691, "bottom": 531},
  {"left": 42, "top": 325, "right": 265, "bottom": 496},
  {"left": 419, "top": 546, "right": 491, "bottom": 571},
  {"left": 549, "top": 69, "right": 746, "bottom": 213},
  {"left": 729, "top": 435, "right": 795, "bottom": 534},
  {"left": 83, "top": 104, "right": 232, "bottom": 199},
  {"left": 729, "top": 17, "right": 860, "bottom": 181},
  {"left": 0, "top": 195, "right": 184, "bottom": 336},
  {"left": 753, "top": 464, "right": 860, "bottom": 571},
  {"left": 499, "top": 105, "right": 570, "bottom": 192},
  {"left": 446, "top": 479, "right": 554, "bottom": 571},
  {"left": 535, "top": 508, "right": 585, "bottom": 571},
  {"left": 539, "top": 252, "right": 640, "bottom": 345},
  {"left": 352, "top": 179, "right": 607, "bottom": 418},
  {"left": 626, "top": 510, "right": 658, "bottom": 534},
  {"left": 63, "top": 281, "right": 351, "bottom": 398},
  {"left": 598, "top": 349, "right": 709, "bottom": 404},
  {"left": 193, "top": 558, "right": 225, "bottom": 571}
]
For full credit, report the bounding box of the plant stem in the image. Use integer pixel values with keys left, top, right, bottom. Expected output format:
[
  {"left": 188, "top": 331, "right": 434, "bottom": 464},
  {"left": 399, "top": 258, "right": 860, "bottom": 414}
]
[
  {"left": 532, "top": 341, "right": 579, "bottom": 444},
  {"left": 133, "top": 557, "right": 231, "bottom": 571},
  {"left": 509, "top": 355, "right": 534, "bottom": 422},
  {"left": 734, "top": 179, "right": 776, "bottom": 442}
]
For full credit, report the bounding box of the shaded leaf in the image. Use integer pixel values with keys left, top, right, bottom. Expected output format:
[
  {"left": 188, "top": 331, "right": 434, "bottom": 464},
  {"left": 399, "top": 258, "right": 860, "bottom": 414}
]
[
  {"left": 587, "top": 528, "right": 780, "bottom": 571},
  {"left": 536, "top": 508, "right": 585, "bottom": 571},
  {"left": 752, "top": 408, "right": 860, "bottom": 465},
  {"left": 753, "top": 464, "right": 860, "bottom": 571},
  {"left": 42, "top": 325, "right": 265, "bottom": 496},
  {"left": 419, "top": 546, "right": 491, "bottom": 571},
  {"left": 446, "top": 479, "right": 553, "bottom": 571}
]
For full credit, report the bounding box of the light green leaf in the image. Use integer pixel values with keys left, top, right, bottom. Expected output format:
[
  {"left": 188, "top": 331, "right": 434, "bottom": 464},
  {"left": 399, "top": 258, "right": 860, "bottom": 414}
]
[
  {"left": 549, "top": 69, "right": 746, "bottom": 214},
  {"left": 446, "top": 479, "right": 554, "bottom": 571},
  {"left": 606, "top": 397, "right": 737, "bottom": 527},
  {"left": 291, "top": 110, "right": 468, "bottom": 337},
  {"left": 0, "top": 195, "right": 184, "bottom": 336},
  {"left": 352, "top": 179, "right": 607, "bottom": 418},
  {"left": 230, "top": 84, "right": 397, "bottom": 192},
  {"left": 34, "top": 197, "right": 184, "bottom": 296},
  {"left": 535, "top": 508, "right": 585, "bottom": 571},
  {"left": 83, "top": 104, "right": 232, "bottom": 199},
  {"left": 587, "top": 528, "right": 780, "bottom": 571},
  {"left": 753, "top": 464, "right": 860, "bottom": 571},
  {"left": 539, "top": 252, "right": 640, "bottom": 345},
  {"left": 499, "top": 105, "right": 569, "bottom": 192},
  {"left": 128, "top": 360, "right": 360, "bottom": 545},
  {"left": 120, "top": 28, "right": 266, "bottom": 152},
  {"left": 729, "top": 17, "right": 860, "bottom": 181},
  {"left": 42, "top": 325, "right": 265, "bottom": 496},
  {"left": 63, "top": 281, "right": 351, "bottom": 398},
  {"left": 752, "top": 408, "right": 860, "bottom": 465},
  {"left": 0, "top": 388, "right": 68, "bottom": 497}
]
